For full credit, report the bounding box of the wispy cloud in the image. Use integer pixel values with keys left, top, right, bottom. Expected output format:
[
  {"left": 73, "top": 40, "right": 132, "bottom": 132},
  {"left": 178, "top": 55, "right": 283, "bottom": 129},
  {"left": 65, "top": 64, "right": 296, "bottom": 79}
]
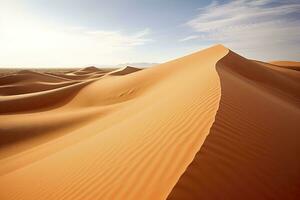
[
  {"left": 179, "top": 35, "right": 200, "bottom": 42},
  {"left": 181, "top": 0, "right": 300, "bottom": 60},
  {"left": 0, "top": 1, "right": 152, "bottom": 67}
]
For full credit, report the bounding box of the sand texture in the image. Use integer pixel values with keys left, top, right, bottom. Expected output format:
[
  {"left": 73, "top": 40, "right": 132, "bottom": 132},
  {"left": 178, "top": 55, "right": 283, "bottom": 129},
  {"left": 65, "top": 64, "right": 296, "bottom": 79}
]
[{"left": 0, "top": 45, "right": 299, "bottom": 200}]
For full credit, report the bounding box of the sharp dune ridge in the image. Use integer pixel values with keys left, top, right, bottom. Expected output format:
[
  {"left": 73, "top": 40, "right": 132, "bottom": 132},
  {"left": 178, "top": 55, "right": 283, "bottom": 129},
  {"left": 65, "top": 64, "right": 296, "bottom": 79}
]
[
  {"left": 167, "top": 49, "right": 300, "bottom": 199},
  {"left": 0, "top": 45, "right": 299, "bottom": 200}
]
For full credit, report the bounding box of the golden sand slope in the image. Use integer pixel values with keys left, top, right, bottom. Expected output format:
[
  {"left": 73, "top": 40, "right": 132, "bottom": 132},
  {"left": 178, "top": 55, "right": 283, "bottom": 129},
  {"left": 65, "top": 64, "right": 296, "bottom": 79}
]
[
  {"left": 1, "top": 45, "right": 299, "bottom": 200},
  {"left": 168, "top": 51, "right": 300, "bottom": 199},
  {"left": 0, "top": 45, "right": 228, "bottom": 199}
]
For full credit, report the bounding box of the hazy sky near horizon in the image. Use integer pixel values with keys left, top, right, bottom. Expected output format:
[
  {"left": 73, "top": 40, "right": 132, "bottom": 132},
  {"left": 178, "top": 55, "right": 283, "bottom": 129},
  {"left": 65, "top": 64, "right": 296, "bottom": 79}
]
[{"left": 0, "top": 0, "right": 299, "bottom": 67}]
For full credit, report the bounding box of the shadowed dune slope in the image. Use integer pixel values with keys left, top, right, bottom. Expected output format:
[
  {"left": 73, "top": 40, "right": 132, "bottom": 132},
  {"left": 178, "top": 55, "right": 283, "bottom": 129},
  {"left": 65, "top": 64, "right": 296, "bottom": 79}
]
[
  {"left": 168, "top": 51, "right": 300, "bottom": 199},
  {"left": 0, "top": 81, "right": 80, "bottom": 96},
  {"left": 0, "top": 45, "right": 229, "bottom": 199},
  {"left": 0, "top": 81, "right": 93, "bottom": 114},
  {"left": 0, "top": 70, "right": 70, "bottom": 85}
]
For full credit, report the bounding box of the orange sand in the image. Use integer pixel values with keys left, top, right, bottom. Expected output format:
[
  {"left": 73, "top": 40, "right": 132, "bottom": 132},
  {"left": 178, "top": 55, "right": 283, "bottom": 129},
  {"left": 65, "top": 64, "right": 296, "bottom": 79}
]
[{"left": 0, "top": 45, "right": 299, "bottom": 200}]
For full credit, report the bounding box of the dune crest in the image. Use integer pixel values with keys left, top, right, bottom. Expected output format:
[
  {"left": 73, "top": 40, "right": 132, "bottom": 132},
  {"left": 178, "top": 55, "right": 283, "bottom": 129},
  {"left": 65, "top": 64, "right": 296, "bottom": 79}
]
[{"left": 168, "top": 50, "right": 300, "bottom": 199}]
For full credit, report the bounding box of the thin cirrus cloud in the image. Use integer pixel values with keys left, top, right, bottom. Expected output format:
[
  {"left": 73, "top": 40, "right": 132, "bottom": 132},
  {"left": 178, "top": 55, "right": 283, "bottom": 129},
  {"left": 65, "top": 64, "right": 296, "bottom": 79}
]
[
  {"left": 179, "top": 35, "right": 200, "bottom": 42},
  {"left": 181, "top": 0, "right": 300, "bottom": 60},
  {"left": 0, "top": 1, "right": 152, "bottom": 67}
]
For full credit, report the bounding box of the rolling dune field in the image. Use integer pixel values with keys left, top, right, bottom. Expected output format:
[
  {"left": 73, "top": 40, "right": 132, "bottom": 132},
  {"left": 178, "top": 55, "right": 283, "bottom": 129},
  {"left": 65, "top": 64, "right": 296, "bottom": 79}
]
[{"left": 0, "top": 45, "right": 299, "bottom": 200}]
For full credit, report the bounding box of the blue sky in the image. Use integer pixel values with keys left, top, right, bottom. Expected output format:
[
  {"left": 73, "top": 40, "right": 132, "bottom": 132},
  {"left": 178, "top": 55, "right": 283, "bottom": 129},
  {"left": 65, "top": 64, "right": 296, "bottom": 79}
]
[{"left": 0, "top": 0, "right": 299, "bottom": 67}]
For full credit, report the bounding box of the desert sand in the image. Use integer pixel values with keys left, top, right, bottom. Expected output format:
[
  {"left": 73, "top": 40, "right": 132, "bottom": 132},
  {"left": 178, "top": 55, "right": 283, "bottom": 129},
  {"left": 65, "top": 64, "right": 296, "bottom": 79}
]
[{"left": 0, "top": 45, "right": 299, "bottom": 199}]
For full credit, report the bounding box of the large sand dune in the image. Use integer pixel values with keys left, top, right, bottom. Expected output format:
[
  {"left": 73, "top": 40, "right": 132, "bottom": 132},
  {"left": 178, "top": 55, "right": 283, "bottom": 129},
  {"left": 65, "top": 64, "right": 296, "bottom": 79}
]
[
  {"left": 0, "top": 45, "right": 299, "bottom": 199},
  {"left": 168, "top": 50, "right": 300, "bottom": 199}
]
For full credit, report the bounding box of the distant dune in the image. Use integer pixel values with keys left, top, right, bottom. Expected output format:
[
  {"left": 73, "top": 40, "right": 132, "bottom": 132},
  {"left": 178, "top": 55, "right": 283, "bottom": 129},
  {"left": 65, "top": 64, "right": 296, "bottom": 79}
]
[
  {"left": 270, "top": 61, "right": 300, "bottom": 67},
  {"left": 269, "top": 61, "right": 300, "bottom": 71},
  {"left": 109, "top": 66, "right": 142, "bottom": 76},
  {"left": 0, "top": 45, "right": 299, "bottom": 200}
]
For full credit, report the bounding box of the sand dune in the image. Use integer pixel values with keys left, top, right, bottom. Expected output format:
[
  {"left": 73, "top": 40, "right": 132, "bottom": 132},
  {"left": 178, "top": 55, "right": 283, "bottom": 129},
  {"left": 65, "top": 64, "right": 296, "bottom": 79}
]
[
  {"left": 270, "top": 61, "right": 300, "bottom": 70},
  {"left": 0, "top": 45, "right": 299, "bottom": 200},
  {"left": 168, "top": 50, "right": 300, "bottom": 199},
  {"left": 74, "top": 66, "right": 100, "bottom": 74},
  {"left": 0, "top": 81, "right": 80, "bottom": 96},
  {"left": 0, "top": 70, "right": 70, "bottom": 85},
  {"left": 109, "top": 66, "right": 142, "bottom": 76}
]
